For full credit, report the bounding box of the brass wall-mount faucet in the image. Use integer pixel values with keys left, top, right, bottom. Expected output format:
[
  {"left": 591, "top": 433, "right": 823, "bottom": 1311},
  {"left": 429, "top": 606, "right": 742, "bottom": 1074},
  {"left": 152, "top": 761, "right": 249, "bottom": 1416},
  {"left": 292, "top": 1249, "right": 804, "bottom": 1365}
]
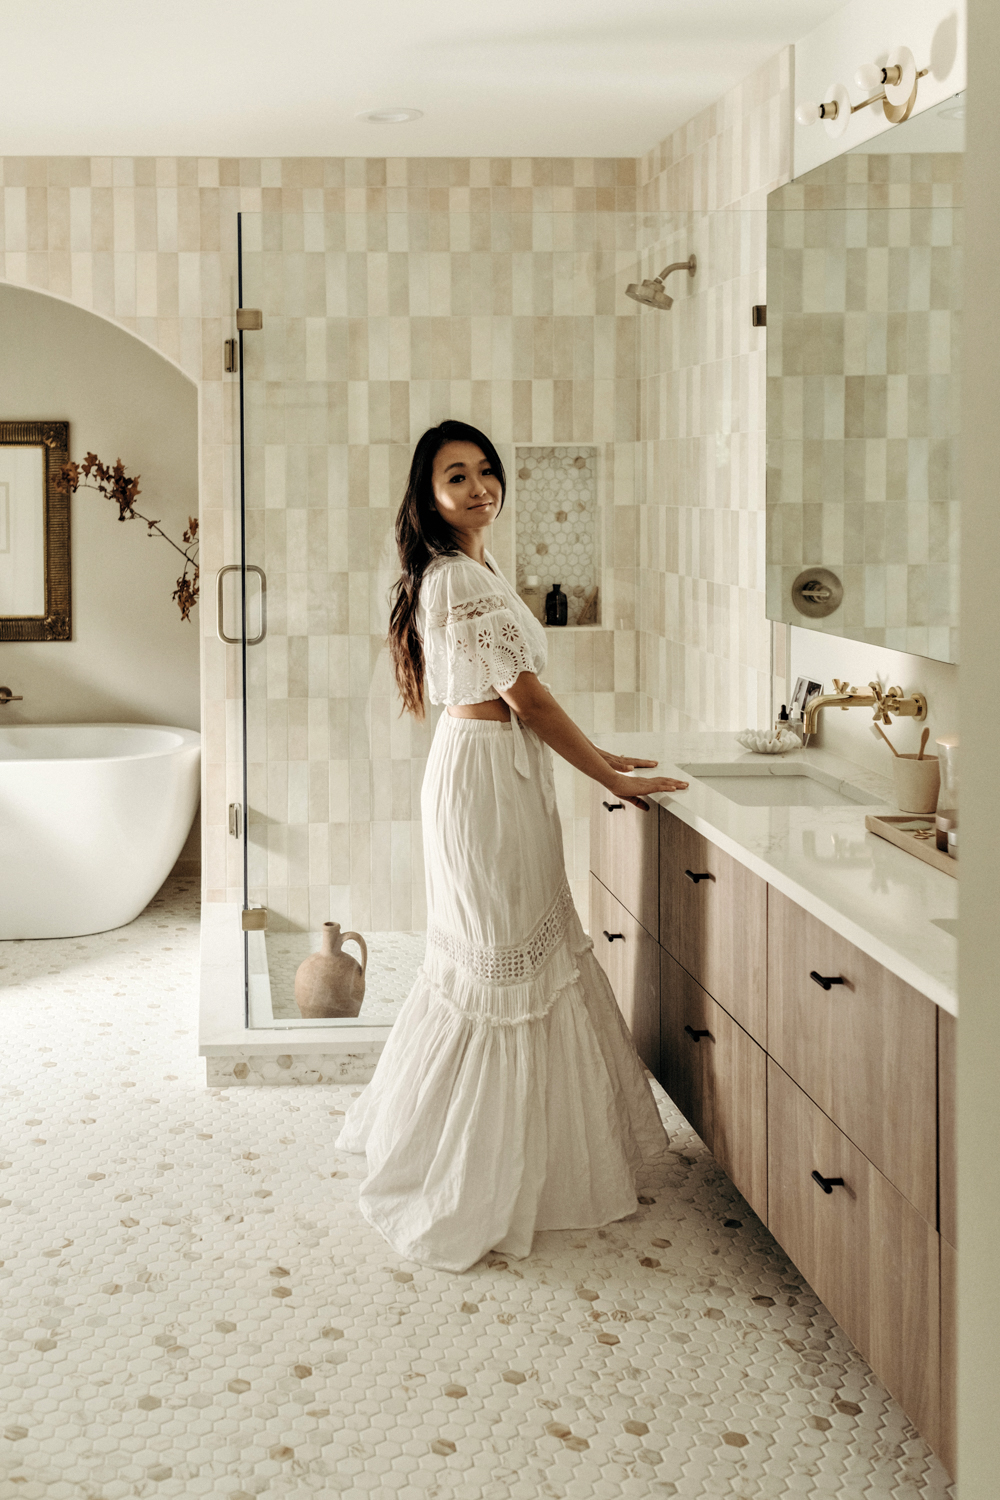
[
  {"left": 802, "top": 679, "right": 927, "bottom": 737},
  {"left": 0, "top": 687, "right": 23, "bottom": 705}
]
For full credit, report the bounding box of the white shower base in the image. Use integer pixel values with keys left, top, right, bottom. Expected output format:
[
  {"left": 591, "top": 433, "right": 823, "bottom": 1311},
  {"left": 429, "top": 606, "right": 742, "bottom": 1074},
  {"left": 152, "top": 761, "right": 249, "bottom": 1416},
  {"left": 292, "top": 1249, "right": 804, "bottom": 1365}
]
[
  {"left": 254, "top": 928, "right": 425, "bottom": 1028},
  {"left": 199, "top": 904, "right": 419, "bottom": 1086}
]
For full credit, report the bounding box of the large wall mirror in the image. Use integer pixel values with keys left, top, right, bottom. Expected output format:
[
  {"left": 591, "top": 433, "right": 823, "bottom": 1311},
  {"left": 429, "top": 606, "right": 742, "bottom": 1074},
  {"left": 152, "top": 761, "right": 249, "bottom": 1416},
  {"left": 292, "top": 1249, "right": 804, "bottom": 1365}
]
[
  {"left": 0, "top": 420, "right": 71, "bottom": 641},
  {"left": 766, "top": 92, "right": 964, "bottom": 664}
]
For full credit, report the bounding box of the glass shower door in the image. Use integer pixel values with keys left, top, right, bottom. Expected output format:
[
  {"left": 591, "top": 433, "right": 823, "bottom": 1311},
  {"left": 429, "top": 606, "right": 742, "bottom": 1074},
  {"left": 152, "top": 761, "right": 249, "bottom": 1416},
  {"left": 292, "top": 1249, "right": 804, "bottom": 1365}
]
[{"left": 235, "top": 210, "right": 429, "bottom": 1030}]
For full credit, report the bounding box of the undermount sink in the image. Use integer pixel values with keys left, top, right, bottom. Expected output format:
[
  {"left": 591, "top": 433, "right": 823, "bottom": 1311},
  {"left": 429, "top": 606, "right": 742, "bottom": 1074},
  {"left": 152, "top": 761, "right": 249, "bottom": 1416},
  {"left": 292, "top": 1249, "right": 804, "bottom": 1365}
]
[{"left": 678, "top": 761, "right": 883, "bottom": 809}]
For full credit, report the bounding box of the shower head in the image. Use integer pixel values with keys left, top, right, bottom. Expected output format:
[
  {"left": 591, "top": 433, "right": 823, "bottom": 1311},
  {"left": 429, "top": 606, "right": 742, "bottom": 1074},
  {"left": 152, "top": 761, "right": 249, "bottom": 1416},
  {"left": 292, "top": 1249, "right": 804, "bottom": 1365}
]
[
  {"left": 625, "top": 279, "right": 673, "bottom": 309},
  {"left": 625, "top": 253, "right": 697, "bottom": 311}
]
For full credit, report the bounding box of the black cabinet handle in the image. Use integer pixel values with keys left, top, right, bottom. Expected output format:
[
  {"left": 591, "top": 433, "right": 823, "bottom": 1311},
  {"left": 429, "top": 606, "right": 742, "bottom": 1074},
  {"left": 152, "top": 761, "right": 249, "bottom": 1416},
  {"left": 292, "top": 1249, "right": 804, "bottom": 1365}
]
[
  {"left": 811, "top": 1170, "right": 846, "bottom": 1195},
  {"left": 684, "top": 870, "right": 714, "bottom": 884},
  {"left": 603, "top": 930, "right": 625, "bottom": 942},
  {"left": 602, "top": 801, "right": 625, "bottom": 812},
  {"left": 684, "top": 1025, "right": 711, "bottom": 1042},
  {"left": 810, "top": 971, "right": 846, "bottom": 991}
]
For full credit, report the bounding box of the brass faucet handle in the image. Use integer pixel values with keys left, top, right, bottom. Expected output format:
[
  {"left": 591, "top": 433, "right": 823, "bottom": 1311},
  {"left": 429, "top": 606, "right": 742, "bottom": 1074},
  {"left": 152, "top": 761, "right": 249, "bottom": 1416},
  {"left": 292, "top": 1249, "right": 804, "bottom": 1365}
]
[
  {"left": 833, "top": 678, "right": 850, "bottom": 694},
  {"left": 867, "top": 682, "right": 893, "bottom": 723},
  {"left": 0, "top": 686, "right": 23, "bottom": 703}
]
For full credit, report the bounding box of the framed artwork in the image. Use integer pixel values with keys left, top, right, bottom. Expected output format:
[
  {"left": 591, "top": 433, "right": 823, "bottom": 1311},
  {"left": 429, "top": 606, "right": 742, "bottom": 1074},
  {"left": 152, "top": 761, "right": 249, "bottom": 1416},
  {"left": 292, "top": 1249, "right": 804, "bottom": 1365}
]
[{"left": 0, "top": 421, "right": 70, "bottom": 641}]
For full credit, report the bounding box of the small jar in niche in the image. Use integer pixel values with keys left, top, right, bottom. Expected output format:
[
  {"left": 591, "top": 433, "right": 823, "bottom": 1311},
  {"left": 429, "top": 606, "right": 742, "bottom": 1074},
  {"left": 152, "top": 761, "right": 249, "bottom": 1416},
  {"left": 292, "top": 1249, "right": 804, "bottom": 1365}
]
[{"left": 545, "top": 583, "right": 568, "bottom": 626}]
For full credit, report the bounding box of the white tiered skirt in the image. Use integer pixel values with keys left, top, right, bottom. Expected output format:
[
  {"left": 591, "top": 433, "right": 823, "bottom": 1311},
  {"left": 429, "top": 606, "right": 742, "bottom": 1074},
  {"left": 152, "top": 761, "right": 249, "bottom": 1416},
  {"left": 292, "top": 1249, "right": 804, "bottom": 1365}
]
[{"left": 338, "top": 713, "right": 670, "bottom": 1272}]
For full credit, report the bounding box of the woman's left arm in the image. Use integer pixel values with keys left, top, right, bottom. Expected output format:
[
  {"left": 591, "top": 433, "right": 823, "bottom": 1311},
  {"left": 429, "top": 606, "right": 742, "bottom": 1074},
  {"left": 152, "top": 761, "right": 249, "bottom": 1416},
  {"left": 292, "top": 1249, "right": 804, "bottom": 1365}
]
[{"left": 498, "top": 672, "right": 688, "bottom": 806}]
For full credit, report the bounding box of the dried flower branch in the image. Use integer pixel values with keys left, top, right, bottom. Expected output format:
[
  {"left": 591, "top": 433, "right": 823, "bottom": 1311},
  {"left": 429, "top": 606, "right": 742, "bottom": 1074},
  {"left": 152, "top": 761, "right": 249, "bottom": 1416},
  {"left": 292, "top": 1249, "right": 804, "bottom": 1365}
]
[{"left": 57, "top": 453, "right": 199, "bottom": 622}]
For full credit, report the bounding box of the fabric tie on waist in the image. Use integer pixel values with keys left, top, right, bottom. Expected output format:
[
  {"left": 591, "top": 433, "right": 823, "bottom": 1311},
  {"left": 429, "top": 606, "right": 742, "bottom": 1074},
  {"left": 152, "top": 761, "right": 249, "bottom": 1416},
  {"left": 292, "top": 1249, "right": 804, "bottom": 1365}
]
[{"left": 509, "top": 709, "right": 557, "bottom": 816}]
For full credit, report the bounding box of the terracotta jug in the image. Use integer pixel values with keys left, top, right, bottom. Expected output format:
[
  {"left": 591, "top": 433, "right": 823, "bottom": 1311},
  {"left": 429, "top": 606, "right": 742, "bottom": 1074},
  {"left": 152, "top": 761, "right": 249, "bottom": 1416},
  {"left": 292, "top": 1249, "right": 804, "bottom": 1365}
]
[{"left": 294, "top": 923, "right": 368, "bottom": 1019}]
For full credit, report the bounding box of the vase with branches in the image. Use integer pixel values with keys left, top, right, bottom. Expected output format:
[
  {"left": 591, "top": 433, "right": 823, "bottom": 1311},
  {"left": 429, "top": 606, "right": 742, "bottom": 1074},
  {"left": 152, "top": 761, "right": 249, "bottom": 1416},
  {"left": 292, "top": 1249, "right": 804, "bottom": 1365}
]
[{"left": 56, "top": 453, "right": 199, "bottom": 621}]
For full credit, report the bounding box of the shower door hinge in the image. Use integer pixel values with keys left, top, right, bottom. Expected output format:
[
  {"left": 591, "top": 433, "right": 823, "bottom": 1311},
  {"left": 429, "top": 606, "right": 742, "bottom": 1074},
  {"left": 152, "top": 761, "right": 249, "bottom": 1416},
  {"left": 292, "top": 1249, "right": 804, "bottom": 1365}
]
[
  {"left": 236, "top": 308, "right": 263, "bottom": 331},
  {"left": 228, "top": 802, "right": 242, "bottom": 838},
  {"left": 241, "top": 907, "right": 267, "bottom": 931},
  {"left": 752, "top": 304, "right": 767, "bottom": 327},
  {"left": 224, "top": 338, "right": 238, "bottom": 373}
]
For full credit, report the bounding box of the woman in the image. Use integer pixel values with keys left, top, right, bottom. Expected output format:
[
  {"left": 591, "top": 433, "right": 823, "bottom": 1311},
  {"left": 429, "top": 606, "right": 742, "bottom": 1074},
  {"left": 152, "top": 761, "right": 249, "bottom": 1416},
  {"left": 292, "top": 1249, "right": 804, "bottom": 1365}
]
[{"left": 338, "top": 420, "right": 689, "bottom": 1273}]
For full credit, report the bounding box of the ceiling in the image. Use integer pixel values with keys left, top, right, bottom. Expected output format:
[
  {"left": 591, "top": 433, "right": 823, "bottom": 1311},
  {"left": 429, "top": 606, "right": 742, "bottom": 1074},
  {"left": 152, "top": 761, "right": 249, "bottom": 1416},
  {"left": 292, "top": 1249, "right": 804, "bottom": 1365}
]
[{"left": 5, "top": 0, "right": 848, "bottom": 160}]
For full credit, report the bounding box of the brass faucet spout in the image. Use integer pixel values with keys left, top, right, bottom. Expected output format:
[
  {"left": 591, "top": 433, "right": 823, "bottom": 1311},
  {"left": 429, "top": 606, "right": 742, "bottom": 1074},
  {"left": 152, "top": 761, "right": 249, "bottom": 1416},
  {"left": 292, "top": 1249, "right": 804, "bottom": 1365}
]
[{"left": 802, "top": 682, "right": 927, "bottom": 738}]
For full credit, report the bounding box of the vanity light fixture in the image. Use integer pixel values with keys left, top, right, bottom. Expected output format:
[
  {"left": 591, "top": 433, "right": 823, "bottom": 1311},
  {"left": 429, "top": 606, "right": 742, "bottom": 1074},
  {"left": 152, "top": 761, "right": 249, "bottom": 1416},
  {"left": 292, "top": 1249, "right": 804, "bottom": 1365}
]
[
  {"left": 796, "top": 45, "right": 929, "bottom": 135},
  {"left": 357, "top": 107, "right": 423, "bottom": 124}
]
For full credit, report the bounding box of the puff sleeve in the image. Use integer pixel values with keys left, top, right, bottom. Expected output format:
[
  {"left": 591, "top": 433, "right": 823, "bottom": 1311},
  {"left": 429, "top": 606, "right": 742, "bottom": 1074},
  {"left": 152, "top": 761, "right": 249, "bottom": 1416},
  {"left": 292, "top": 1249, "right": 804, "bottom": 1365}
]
[{"left": 421, "top": 559, "right": 537, "bottom": 705}]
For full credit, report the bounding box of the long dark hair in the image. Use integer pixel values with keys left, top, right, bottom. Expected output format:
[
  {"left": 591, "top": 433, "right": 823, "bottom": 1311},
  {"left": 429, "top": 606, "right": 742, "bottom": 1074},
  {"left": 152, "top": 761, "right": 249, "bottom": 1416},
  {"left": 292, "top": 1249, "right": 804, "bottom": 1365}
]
[{"left": 389, "top": 421, "right": 506, "bottom": 718}]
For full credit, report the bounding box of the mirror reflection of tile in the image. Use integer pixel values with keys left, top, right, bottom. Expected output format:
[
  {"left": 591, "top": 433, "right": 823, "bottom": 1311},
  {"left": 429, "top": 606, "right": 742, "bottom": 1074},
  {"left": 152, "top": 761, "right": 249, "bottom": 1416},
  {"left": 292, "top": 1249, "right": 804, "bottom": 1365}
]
[{"left": 766, "top": 145, "right": 961, "bottom": 663}]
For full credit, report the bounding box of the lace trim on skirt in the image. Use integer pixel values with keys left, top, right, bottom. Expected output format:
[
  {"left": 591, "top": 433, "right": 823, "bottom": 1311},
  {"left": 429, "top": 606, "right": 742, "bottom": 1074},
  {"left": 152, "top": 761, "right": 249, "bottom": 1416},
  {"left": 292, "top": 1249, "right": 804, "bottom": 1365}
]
[
  {"left": 421, "top": 888, "right": 593, "bottom": 1029},
  {"left": 426, "top": 881, "right": 575, "bottom": 985}
]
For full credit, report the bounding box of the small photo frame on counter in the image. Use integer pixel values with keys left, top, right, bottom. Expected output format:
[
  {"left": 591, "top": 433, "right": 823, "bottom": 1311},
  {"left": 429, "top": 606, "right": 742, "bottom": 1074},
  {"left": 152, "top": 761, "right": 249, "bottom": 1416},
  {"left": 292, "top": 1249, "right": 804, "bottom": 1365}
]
[{"left": 790, "top": 676, "right": 823, "bottom": 718}]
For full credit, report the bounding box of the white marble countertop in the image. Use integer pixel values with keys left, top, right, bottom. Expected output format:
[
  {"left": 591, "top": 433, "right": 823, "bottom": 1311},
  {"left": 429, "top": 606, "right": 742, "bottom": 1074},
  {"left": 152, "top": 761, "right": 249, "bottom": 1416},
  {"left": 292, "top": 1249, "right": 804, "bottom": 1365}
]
[{"left": 593, "top": 731, "right": 958, "bottom": 1016}]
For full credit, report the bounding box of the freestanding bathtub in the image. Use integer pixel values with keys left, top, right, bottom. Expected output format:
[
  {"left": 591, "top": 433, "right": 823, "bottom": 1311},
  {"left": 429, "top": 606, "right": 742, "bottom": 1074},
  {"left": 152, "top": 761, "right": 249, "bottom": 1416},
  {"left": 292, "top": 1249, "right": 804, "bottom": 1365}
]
[{"left": 0, "top": 724, "right": 201, "bottom": 940}]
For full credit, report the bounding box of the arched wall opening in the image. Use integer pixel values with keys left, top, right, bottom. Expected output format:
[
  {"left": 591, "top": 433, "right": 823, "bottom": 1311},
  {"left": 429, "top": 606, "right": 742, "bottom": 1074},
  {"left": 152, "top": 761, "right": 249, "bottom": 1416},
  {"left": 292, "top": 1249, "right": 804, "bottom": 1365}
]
[{"left": 0, "top": 283, "right": 202, "bottom": 867}]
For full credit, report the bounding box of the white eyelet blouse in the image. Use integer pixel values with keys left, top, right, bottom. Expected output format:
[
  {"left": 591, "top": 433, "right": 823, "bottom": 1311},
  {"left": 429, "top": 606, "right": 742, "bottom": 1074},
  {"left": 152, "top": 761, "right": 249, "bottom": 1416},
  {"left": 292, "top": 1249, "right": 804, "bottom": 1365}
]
[
  {"left": 417, "top": 551, "right": 554, "bottom": 806},
  {"left": 417, "top": 550, "right": 548, "bottom": 707}
]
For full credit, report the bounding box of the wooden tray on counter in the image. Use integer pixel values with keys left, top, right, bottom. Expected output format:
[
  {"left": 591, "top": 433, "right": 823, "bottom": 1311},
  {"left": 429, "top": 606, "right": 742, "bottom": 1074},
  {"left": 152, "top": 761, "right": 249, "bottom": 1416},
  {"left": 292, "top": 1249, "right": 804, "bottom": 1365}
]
[{"left": 865, "top": 814, "right": 958, "bottom": 878}]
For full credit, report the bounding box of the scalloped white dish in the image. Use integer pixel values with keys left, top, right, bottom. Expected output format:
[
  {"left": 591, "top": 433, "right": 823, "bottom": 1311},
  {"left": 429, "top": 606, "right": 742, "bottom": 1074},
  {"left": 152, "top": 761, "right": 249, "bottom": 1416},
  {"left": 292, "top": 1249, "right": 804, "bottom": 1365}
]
[{"left": 735, "top": 728, "right": 802, "bottom": 755}]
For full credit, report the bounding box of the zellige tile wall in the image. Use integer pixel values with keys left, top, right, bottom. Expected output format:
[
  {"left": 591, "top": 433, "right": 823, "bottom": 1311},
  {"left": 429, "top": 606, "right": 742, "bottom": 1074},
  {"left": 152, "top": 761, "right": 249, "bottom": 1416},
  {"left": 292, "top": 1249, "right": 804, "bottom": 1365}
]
[
  {"left": 635, "top": 49, "right": 794, "bottom": 732},
  {"left": 0, "top": 57, "right": 798, "bottom": 932}
]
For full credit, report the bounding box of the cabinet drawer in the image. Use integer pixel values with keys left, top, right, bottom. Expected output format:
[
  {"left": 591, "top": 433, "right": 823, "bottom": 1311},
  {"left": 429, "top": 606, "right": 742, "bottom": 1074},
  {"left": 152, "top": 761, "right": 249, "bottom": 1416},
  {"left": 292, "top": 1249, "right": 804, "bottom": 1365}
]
[
  {"left": 768, "top": 1060, "right": 941, "bottom": 1454},
  {"left": 768, "top": 888, "right": 937, "bottom": 1223},
  {"left": 659, "top": 809, "right": 767, "bottom": 1043},
  {"left": 939, "top": 1010, "right": 956, "bottom": 1248},
  {"left": 589, "top": 875, "right": 659, "bottom": 1074},
  {"left": 589, "top": 781, "right": 658, "bottom": 937},
  {"left": 659, "top": 946, "right": 767, "bottom": 1223}
]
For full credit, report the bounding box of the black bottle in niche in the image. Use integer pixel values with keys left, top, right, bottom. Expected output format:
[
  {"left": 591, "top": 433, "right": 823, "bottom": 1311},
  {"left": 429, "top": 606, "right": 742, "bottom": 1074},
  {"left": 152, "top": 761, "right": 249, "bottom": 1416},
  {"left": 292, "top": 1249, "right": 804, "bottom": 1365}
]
[{"left": 545, "top": 583, "right": 568, "bottom": 626}]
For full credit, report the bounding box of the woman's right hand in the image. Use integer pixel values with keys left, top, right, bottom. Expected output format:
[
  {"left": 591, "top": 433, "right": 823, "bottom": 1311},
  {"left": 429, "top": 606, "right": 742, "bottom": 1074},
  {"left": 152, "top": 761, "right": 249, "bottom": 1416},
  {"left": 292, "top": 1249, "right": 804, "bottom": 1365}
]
[{"left": 608, "top": 772, "right": 689, "bottom": 811}]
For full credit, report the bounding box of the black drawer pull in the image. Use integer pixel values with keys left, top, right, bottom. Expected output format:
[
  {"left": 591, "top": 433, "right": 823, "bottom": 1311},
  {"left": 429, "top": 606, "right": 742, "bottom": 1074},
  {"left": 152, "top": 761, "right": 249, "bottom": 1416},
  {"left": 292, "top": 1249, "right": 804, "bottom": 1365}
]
[
  {"left": 810, "top": 971, "right": 846, "bottom": 991},
  {"left": 603, "top": 930, "right": 625, "bottom": 942},
  {"left": 684, "top": 1025, "right": 711, "bottom": 1042},
  {"left": 811, "top": 1170, "right": 846, "bottom": 1195},
  {"left": 602, "top": 801, "right": 625, "bottom": 812},
  {"left": 684, "top": 869, "right": 714, "bottom": 884}
]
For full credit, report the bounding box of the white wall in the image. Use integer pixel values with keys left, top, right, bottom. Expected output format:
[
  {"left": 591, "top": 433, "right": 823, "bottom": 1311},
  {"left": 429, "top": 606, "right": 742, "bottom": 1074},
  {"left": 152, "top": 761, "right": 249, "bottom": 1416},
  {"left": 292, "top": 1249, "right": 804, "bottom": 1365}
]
[
  {"left": 960, "top": 4, "right": 1000, "bottom": 1487},
  {"left": 794, "top": 0, "right": 966, "bottom": 175},
  {"left": 0, "top": 286, "right": 201, "bottom": 864}
]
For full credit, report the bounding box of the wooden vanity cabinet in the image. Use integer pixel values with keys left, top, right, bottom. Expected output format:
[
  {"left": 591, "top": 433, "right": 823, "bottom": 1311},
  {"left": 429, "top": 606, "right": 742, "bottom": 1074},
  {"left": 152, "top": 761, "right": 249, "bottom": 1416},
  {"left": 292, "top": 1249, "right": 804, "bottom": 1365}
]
[
  {"left": 659, "top": 947, "right": 767, "bottom": 1221},
  {"left": 590, "top": 781, "right": 659, "bottom": 937},
  {"left": 659, "top": 809, "right": 767, "bottom": 1045},
  {"left": 589, "top": 874, "right": 659, "bottom": 1074},
  {"left": 589, "top": 796, "right": 956, "bottom": 1478},
  {"left": 768, "top": 889, "right": 937, "bottom": 1224},
  {"left": 768, "top": 1060, "right": 942, "bottom": 1453}
]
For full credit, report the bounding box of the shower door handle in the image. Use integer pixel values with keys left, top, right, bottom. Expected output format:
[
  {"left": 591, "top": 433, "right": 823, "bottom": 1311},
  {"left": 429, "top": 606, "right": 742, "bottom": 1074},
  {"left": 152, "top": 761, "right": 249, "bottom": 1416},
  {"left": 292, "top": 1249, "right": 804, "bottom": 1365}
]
[
  {"left": 216, "top": 566, "right": 240, "bottom": 643},
  {"left": 215, "top": 565, "right": 267, "bottom": 645},
  {"left": 245, "top": 566, "right": 267, "bottom": 644}
]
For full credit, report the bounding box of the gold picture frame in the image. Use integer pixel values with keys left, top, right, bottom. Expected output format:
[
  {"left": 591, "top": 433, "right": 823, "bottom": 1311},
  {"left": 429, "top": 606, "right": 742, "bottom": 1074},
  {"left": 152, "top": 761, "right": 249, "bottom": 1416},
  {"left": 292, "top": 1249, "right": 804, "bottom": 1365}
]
[{"left": 0, "top": 420, "right": 71, "bottom": 641}]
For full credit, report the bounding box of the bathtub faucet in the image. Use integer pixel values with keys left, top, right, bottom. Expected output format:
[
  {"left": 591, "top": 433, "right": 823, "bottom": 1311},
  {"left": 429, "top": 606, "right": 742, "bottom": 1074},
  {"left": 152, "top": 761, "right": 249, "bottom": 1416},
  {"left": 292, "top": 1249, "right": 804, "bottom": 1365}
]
[{"left": 0, "top": 687, "right": 23, "bottom": 704}]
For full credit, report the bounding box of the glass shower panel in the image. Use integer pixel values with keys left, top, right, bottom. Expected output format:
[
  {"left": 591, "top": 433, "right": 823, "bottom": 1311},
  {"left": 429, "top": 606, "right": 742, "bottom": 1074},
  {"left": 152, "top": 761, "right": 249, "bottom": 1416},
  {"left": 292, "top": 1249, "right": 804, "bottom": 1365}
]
[{"left": 236, "top": 204, "right": 697, "bottom": 1030}]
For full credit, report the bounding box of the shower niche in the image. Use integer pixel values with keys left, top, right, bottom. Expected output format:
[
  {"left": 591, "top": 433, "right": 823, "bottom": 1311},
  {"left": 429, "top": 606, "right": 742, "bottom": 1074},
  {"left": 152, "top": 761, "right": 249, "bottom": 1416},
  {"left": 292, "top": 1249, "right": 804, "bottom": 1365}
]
[{"left": 514, "top": 446, "right": 600, "bottom": 627}]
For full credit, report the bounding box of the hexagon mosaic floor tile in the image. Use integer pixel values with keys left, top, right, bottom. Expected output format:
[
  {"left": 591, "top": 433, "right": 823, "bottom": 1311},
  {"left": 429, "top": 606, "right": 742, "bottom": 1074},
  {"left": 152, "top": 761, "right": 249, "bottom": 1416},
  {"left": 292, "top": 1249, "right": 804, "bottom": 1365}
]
[{"left": 0, "top": 878, "right": 954, "bottom": 1499}]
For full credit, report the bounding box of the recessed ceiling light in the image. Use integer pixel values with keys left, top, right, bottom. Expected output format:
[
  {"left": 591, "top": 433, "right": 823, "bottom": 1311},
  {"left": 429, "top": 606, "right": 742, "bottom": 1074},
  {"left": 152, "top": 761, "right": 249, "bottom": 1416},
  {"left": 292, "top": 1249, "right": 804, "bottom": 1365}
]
[{"left": 357, "top": 107, "right": 423, "bottom": 125}]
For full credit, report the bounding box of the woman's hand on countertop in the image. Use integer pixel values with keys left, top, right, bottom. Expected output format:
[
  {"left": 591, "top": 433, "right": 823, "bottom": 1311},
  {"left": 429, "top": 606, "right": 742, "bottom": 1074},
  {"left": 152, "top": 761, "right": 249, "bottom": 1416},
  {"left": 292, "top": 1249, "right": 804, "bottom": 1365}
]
[{"left": 607, "top": 770, "right": 689, "bottom": 811}]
